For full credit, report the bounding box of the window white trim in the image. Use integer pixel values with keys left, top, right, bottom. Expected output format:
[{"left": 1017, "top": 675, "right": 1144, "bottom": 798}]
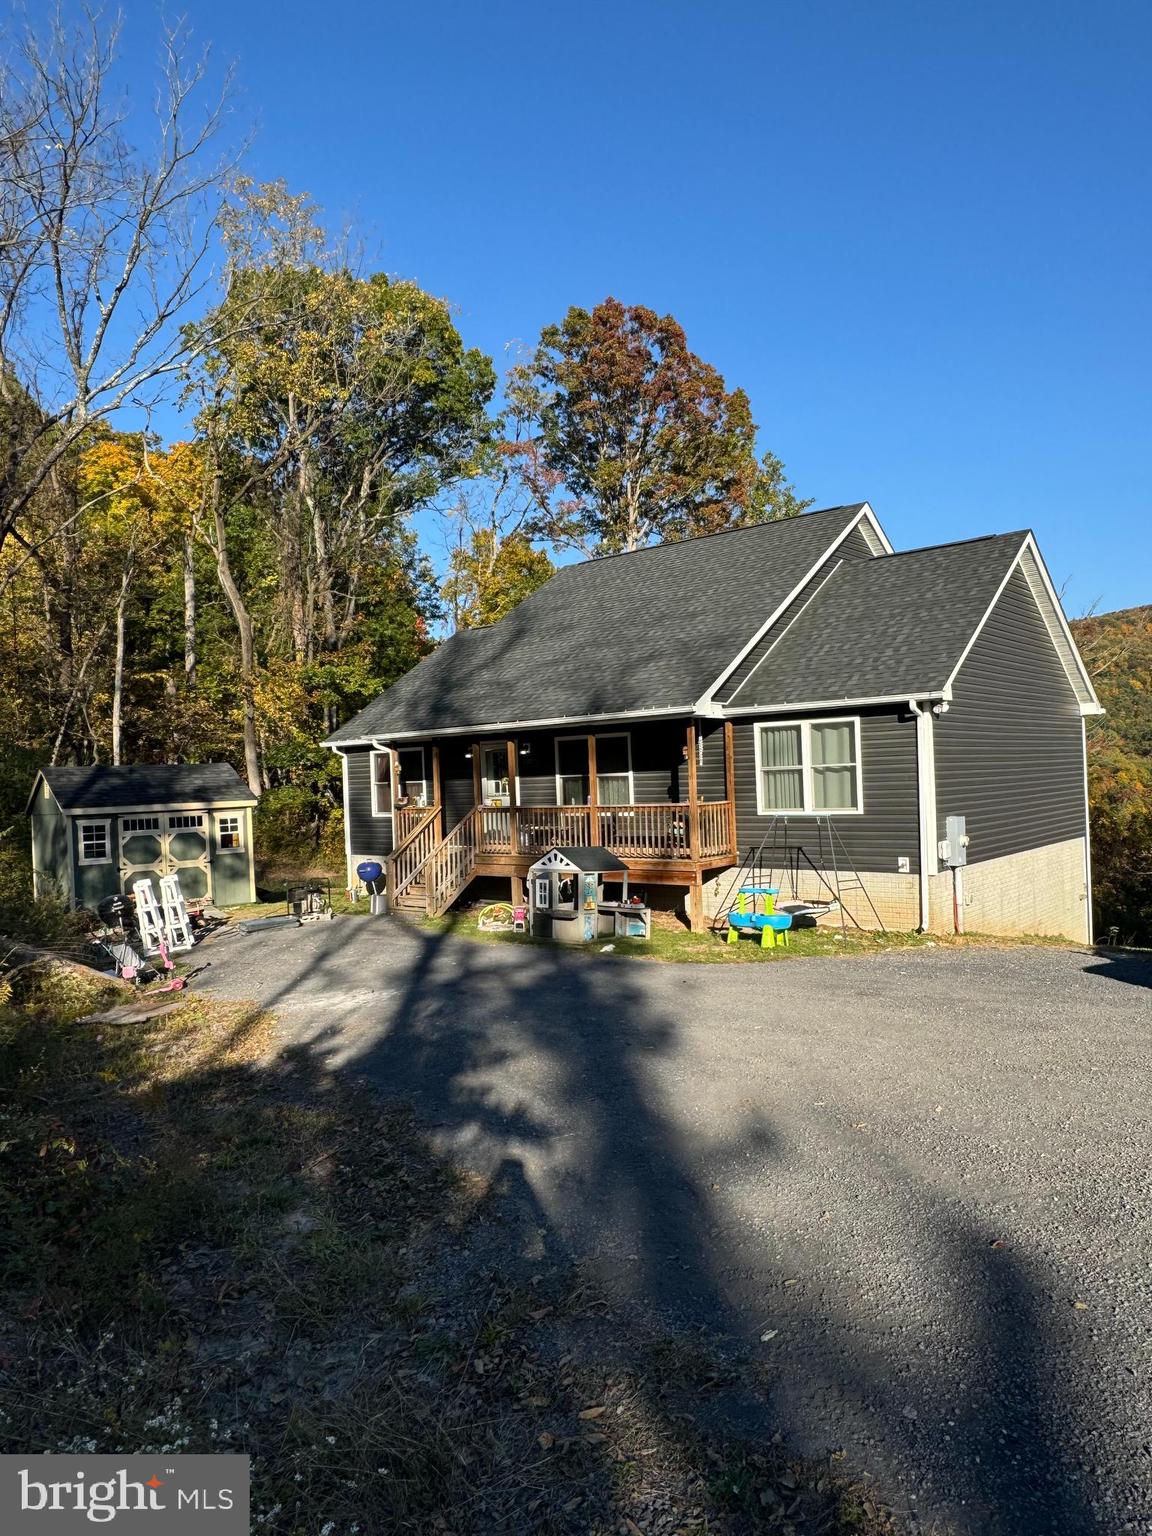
[
  {"left": 370, "top": 749, "right": 393, "bottom": 818},
  {"left": 78, "top": 818, "right": 113, "bottom": 865},
  {"left": 554, "top": 731, "right": 634, "bottom": 806},
  {"left": 216, "top": 811, "right": 245, "bottom": 851},
  {"left": 753, "top": 717, "right": 863, "bottom": 816}
]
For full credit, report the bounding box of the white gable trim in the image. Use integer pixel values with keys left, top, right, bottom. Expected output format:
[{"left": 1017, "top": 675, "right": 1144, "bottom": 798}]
[
  {"left": 942, "top": 535, "right": 1102, "bottom": 712},
  {"left": 694, "top": 503, "right": 892, "bottom": 712}
]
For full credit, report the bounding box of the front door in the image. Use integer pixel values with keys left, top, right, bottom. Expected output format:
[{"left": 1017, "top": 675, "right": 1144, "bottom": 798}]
[
  {"left": 481, "top": 745, "right": 510, "bottom": 806},
  {"left": 119, "top": 813, "right": 212, "bottom": 903}
]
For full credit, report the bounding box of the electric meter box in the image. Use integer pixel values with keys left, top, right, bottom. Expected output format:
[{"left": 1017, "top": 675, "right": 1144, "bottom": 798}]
[{"left": 939, "top": 814, "right": 969, "bottom": 867}]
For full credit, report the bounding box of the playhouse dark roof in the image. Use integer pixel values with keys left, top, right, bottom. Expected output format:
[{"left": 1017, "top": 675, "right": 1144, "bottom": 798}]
[
  {"left": 326, "top": 505, "right": 869, "bottom": 740},
  {"left": 37, "top": 763, "right": 257, "bottom": 812},
  {"left": 724, "top": 532, "right": 1031, "bottom": 708},
  {"left": 536, "top": 846, "right": 630, "bottom": 872}
]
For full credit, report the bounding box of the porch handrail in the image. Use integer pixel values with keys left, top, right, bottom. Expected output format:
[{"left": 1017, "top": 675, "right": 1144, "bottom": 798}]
[
  {"left": 385, "top": 804, "right": 441, "bottom": 905},
  {"left": 423, "top": 807, "right": 479, "bottom": 916}
]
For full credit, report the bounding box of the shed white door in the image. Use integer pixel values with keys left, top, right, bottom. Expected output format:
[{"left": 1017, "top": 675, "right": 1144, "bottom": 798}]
[{"left": 119, "top": 813, "right": 211, "bottom": 902}]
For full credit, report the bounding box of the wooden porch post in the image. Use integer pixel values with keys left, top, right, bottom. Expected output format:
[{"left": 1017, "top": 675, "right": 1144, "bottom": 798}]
[
  {"left": 586, "top": 732, "right": 598, "bottom": 845},
  {"left": 506, "top": 739, "right": 518, "bottom": 807},
  {"left": 506, "top": 737, "right": 519, "bottom": 860},
  {"left": 686, "top": 721, "right": 700, "bottom": 861},
  {"left": 431, "top": 744, "right": 442, "bottom": 836},
  {"left": 723, "top": 719, "right": 738, "bottom": 857},
  {"left": 471, "top": 744, "right": 483, "bottom": 807},
  {"left": 688, "top": 871, "right": 705, "bottom": 933}
]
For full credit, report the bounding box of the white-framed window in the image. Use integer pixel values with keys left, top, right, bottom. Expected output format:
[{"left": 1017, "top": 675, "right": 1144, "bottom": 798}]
[
  {"left": 216, "top": 812, "right": 244, "bottom": 850},
  {"left": 168, "top": 813, "right": 204, "bottom": 830},
  {"left": 753, "top": 717, "right": 862, "bottom": 815},
  {"left": 370, "top": 749, "right": 393, "bottom": 817},
  {"left": 122, "top": 816, "right": 161, "bottom": 833},
  {"left": 554, "top": 732, "right": 634, "bottom": 806},
  {"left": 78, "top": 819, "right": 112, "bottom": 864}
]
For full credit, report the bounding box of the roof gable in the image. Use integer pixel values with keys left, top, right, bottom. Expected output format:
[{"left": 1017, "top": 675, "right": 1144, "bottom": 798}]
[
  {"left": 723, "top": 530, "right": 1101, "bottom": 713},
  {"left": 724, "top": 533, "right": 1031, "bottom": 709},
  {"left": 328, "top": 504, "right": 876, "bottom": 741}
]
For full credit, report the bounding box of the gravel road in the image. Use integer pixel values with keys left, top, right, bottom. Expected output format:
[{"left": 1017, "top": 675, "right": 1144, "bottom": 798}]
[{"left": 199, "top": 919, "right": 1151, "bottom": 1536}]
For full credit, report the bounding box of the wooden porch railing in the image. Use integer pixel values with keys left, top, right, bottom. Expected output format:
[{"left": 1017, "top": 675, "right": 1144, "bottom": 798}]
[
  {"left": 423, "top": 808, "right": 479, "bottom": 916},
  {"left": 395, "top": 803, "right": 434, "bottom": 843},
  {"left": 387, "top": 799, "right": 735, "bottom": 920},
  {"left": 385, "top": 804, "right": 441, "bottom": 905},
  {"left": 697, "top": 800, "right": 732, "bottom": 860}
]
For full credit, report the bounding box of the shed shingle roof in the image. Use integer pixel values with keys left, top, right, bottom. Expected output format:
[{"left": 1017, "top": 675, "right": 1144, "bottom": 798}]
[
  {"left": 723, "top": 532, "right": 1029, "bottom": 708},
  {"left": 39, "top": 763, "right": 257, "bottom": 811},
  {"left": 328, "top": 505, "right": 868, "bottom": 740}
]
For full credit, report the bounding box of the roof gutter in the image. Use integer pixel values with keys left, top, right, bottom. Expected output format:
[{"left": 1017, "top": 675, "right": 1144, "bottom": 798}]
[{"left": 323, "top": 703, "right": 701, "bottom": 747}]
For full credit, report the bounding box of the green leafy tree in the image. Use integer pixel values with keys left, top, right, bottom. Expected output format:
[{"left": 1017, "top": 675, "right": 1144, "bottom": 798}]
[
  {"left": 444, "top": 530, "right": 554, "bottom": 629},
  {"left": 1071, "top": 605, "right": 1152, "bottom": 942},
  {"left": 507, "top": 297, "right": 810, "bottom": 555}
]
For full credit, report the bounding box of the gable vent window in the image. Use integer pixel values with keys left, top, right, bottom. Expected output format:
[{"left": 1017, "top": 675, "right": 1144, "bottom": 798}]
[{"left": 754, "top": 718, "right": 861, "bottom": 814}]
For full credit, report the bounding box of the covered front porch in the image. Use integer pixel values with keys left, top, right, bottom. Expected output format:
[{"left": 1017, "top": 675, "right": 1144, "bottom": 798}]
[{"left": 382, "top": 718, "right": 738, "bottom": 925}]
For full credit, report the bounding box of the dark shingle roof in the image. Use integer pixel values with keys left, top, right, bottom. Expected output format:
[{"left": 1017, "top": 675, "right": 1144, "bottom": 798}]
[
  {"left": 724, "top": 532, "right": 1029, "bottom": 708},
  {"left": 39, "top": 763, "right": 257, "bottom": 811},
  {"left": 328, "top": 506, "right": 868, "bottom": 740}
]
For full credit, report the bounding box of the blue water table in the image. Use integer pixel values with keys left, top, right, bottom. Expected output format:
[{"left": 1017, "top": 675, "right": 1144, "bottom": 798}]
[{"left": 726, "top": 884, "right": 793, "bottom": 948}]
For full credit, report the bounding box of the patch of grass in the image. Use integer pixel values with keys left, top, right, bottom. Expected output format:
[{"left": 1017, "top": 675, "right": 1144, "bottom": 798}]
[{"left": 418, "top": 907, "right": 1070, "bottom": 963}]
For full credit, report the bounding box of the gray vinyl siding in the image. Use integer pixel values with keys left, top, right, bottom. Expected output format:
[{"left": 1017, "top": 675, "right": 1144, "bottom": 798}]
[
  {"left": 440, "top": 739, "right": 476, "bottom": 831},
  {"left": 933, "top": 567, "right": 1085, "bottom": 864},
  {"left": 698, "top": 719, "right": 727, "bottom": 801},
  {"left": 732, "top": 707, "right": 920, "bottom": 873},
  {"left": 343, "top": 746, "right": 394, "bottom": 858},
  {"left": 722, "top": 525, "right": 878, "bottom": 700}
]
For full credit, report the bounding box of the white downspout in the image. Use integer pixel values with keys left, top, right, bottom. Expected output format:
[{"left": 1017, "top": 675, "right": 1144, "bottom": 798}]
[{"left": 908, "top": 699, "right": 938, "bottom": 932}]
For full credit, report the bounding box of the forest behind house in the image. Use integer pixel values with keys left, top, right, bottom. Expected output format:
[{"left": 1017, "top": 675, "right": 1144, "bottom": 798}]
[{"left": 0, "top": 13, "right": 1146, "bottom": 945}]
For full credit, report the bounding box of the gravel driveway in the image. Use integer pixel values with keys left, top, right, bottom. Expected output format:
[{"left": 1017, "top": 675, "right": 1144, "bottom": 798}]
[{"left": 199, "top": 919, "right": 1151, "bottom": 1536}]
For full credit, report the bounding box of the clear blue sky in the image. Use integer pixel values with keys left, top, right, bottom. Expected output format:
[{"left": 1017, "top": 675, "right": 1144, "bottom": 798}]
[{"left": 117, "top": 0, "right": 1149, "bottom": 614}]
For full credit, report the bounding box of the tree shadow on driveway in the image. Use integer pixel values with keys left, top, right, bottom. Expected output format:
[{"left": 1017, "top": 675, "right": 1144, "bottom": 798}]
[{"left": 217, "top": 918, "right": 1121, "bottom": 1536}]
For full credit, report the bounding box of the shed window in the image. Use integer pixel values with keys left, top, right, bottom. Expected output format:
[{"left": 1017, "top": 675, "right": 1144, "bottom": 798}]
[
  {"left": 371, "top": 750, "right": 393, "bottom": 816},
  {"left": 168, "top": 814, "right": 204, "bottom": 830},
  {"left": 217, "top": 813, "right": 244, "bottom": 850},
  {"left": 122, "top": 816, "right": 161, "bottom": 832},
  {"left": 78, "top": 820, "right": 111, "bottom": 864},
  {"left": 754, "top": 718, "right": 861, "bottom": 814}
]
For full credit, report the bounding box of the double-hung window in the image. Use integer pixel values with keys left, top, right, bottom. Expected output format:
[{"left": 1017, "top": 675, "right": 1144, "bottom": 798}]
[
  {"left": 754, "top": 718, "right": 861, "bottom": 814},
  {"left": 371, "top": 750, "right": 392, "bottom": 817},
  {"left": 79, "top": 820, "right": 111, "bottom": 864},
  {"left": 555, "top": 733, "right": 633, "bottom": 806}
]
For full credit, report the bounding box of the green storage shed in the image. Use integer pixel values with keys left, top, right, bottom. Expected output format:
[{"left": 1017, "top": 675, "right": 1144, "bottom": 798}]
[{"left": 27, "top": 764, "right": 258, "bottom": 910}]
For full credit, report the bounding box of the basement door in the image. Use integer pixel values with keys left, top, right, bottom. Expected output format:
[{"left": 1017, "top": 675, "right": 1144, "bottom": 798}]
[{"left": 119, "top": 813, "right": 212, "bottom": 903}]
